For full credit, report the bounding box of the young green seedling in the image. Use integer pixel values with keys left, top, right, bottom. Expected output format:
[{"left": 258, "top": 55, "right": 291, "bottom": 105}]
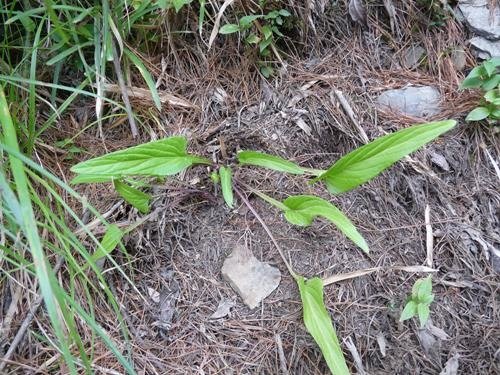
[
  {"left": 462, "top": 57, "right": 500, "bottom": 123},
  {"left": 400, "top": 276, "right": 434, "bottom": 328}
]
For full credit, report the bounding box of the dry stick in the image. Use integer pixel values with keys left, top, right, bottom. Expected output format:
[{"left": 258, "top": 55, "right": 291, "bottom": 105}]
[
  {"left": 233, "top": 185, "right": 297, "bottom": 279},
  {"left": 111, "top": 39, "right": 138, "bottom": 138},
  {"left": 0, "top": 256, "right": 65, "bottom": 371},
  {"left": 275, "top": 333, "right": 290, "bottom": 375},
  {"left": 322, "top": 265, "right": 436, "bottom": 287},
  {"left": 425, "top": 204, "right": 434, "bottom": 268}
]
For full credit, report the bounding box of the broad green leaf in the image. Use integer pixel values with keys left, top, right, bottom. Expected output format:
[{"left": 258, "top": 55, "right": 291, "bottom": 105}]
[
  {"left": 317, "top": 120, "right": 456, "bottom": 194},
  {"left": 481, "top": 74, "right": 500, "bottom": 91},
  {"left": 237, "top": 150, "right": 305, "bottom": 174},
  {"left": 92, "top": 224, "right": 123, "bottom": 262},
  {"left": 239, "top": 15, "right": 263, "bottom": 29},
  {"left": 297, "top": 276, "right": 349, "bottom": 375},
  {"left": 219, "top": 23, "right": 240, "bottom": 34},
  {"left": 484, "top": 89, "right": 500, "bottom": 105},
  {"left": 460, "top": 67, "right": 483, "bottom": 89},
  {"left": 412, "top": 275, "right": 432, "bottom": 301},
  {"left": 219, "top": 166, "right": 234, "bottom": 208},
  {"left": 71, "top": 136, "right": 210, "bottom": 177},
  {"left": 123, "top": 48, "right": 162, "bottom": 110},
  {"left": 262, "top": 25, "right": 273, "bottom": 40},
  {"left": 114, "top": 180, "right": 151, "bottom": 214},
  {"left": 417, "top": 303, "right": 430, "bottom": 328},
  {"left": 399, "top": 300, "right": 418, "bottom": 321},
  {"left": 281, "top": 195, "right": 368, "bottom": 252},
  {"left": 279, "top": 9, "right": 291, "bottom": 16},
  {"left": 466, "top": 107, "right": 490, "bottom": 122},
  {"left": 483, "top": 60, "right": 496, "bottom": 77},
  {"left": 246, "top": 33, "right": 261, "bottom": 44}
]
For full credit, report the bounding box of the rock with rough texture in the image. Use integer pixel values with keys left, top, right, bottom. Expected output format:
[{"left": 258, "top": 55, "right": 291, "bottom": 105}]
[
  {"left": 403, "top": 45, "right": 425, "bottom": 69},
  {"left": 221, "top": 245, "right": 281, "bottom": 309},
  {"left": 470, "top": 36, "right": 500, "bottom": 58},
  {"left": 458, "top": 0, "right": 500, "bottom": 40},
  {"left": 376, "top": 86, "right": 442, "bottom": 118}
]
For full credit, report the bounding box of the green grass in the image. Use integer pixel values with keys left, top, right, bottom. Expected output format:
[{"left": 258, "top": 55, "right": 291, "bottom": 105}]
[{"left": 0, "top": 0, "right": 172, "bottom": 372}]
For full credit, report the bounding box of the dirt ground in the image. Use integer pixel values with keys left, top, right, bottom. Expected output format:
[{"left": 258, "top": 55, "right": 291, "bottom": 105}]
[{"left": 11, "top": 2, "right": 500, "bottom": 374}]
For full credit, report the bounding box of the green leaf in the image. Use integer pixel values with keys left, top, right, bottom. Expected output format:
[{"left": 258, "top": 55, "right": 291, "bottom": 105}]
[
  {"left": 412, "top": 275, "right": 433, "bottom": 301},
  {"left": 123, "top": 48, "right": 162, "bottom": 111},
  {"left": 483, "top": 60, "right": 496, "bottom": 77},
  {"left": 114, "top": 180, "right": 151, "bottom": 214},
  {"left": 297, "top": 277, "right": 349, "bottom": 375},
  {"left": 259, "top": 37, "right": 273, "bottom": 53},
  {"left": 417, "top": 303, "right": 430, "bottom": 328},
  {"left": 71, "top": 136, "right": 210, "bottom": 177},
  {"left": 399, "top": 300, "right": 418, "bottom": 321},
  {"left": 237, "top": 150, "right": 305, "bottom": 174},
  {"left": 481, "top": 74, "right": 500, "bottom": 91},
  {"left": 46, "top": 41, "right": 93, "bottom": 65},
  {"left": 246, "top": 33, "right": 261, "bottom": 44},
  {"left": 484, "top": 89, "right": 500, "bottom": 105},
  {"left": 279, "top": 9, "right": 291, "bottom": 16},
  {"left": 262, "top": 25, "right": 272, "bottom": 40},
  {"left": 316, "top": 120, "right": 457, "bottom": 194},
  {"left": 219, "top": 23, "right": 240, "bottom": 34},
  {"left": 260, "top": 65, "right": 273, "bottom": 78},
  {"left": 219, "top": 166, "right": 234, "bottom": 208},
  {"left": 92, "top": 224, "right": 123, "bottom": 262},
  {"left": 466, "top": 107, "right": 490, "bottom": 122},
  {"left": 281, "top": 195, "right": 368, "bottom": 252},
  {"left": 71, "top": 174, "right": 116, "bottom": 184},
  {"left": 461, "top": 67, "right": 483, "bottom": 89},
  {"left": 239, "top": 15, "right": 263, "bottom": 28},
  {"left": 172, "top": 0, "right": 192, "bottom": 12}
]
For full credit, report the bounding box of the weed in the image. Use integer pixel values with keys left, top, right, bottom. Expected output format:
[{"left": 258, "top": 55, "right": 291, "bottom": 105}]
[
  {"left": 461, "top": 57, "right": 500, "bottom": 123},
  {"left": 400, "top": 276, "right": 434, "bottom": 328},
  {"left": 71, "top": 119, "right": 456, "bottom": 373},
  {"left": 219, "top": 7, "right": 292, "bottom": 77}
]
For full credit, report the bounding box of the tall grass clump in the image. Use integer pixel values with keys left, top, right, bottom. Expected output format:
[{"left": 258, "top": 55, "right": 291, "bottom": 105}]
[{"left": 0, "top": 0, "right": 175, "bottom": 372}]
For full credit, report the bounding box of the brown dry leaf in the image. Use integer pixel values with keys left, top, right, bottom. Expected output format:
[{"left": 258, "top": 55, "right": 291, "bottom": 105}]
[{"left": 348, "top": 0, "right": 367, "bottom": 24}]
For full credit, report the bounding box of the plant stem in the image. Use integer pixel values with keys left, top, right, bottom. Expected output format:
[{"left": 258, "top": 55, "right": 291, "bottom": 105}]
[{"left": 233, "top": 184, "right": 297, "bottom": 279}]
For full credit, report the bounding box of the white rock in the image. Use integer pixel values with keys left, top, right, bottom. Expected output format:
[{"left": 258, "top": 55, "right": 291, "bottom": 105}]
[
  {"left": 470, "top": 36, "right": 500, "bottom": 58},
  {"left": 221, "top": 245, "right": 281, "bottom": 309},
  {"left": 377, "top": 86, "right": 442, "bottom": 118},
  {"left": 458, "top": 0, "right": 500, "bottom": 40}
]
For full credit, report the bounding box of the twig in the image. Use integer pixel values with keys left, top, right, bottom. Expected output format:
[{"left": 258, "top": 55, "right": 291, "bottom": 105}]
[
  {"left": 233, "top": 185, "right": 296, "bottom": 278},
  {"left": 323, "top": 265, "right": 436, "bottom": 287},
  {"left": 111, "top": 38, "right": 138, "bottom": 138},
  {"left": 0, "top": 256, "right": 65, "bottom": 372},
  {"left": 331, "top": 90, "right": 369, "bottom": 144},
  {"left": 425, "top": 204, "right": 433, "bottom": 268},
  {"left": 275, "top": 333, "right": 289, "bottom": 375}
]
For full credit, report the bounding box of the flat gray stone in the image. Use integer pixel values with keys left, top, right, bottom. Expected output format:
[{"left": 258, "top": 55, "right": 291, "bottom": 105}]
[
  {"left": 377, "top": 86, "right": 442, "bottom": 118},
  {"left": 221, "top": 245, "right": 281, "bottom": 309},
  {"left": 470, "top": 36, "right": 500, "bottom": 58},
  {"left": 403, "top": 45, "right": 425, "bottom": 69},
  {"left": 458, "top": 0, "right": 500, "bottom": 40}
]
